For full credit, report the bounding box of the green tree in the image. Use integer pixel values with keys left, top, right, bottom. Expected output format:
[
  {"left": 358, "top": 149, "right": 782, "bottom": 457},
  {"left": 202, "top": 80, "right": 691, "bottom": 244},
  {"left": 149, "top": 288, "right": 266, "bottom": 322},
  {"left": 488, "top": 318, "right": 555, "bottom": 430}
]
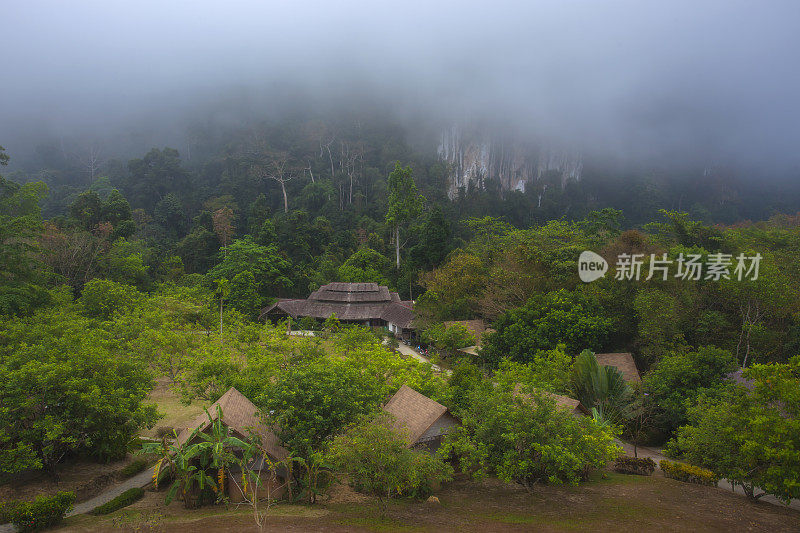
[
  {"left": 337, "top": 248, "right": 391, "bottom": 285},
  {"left": 422, "top": 323, "right": 476, "bottom": 354},
  {"left": 410, "top": 206, "right": 451, "bottom": 270},
  {"left": 154, "top": 193, "right": 188, "bottom": 239},
  {"left": 493, "top": 345, "right": 573, "bottom": 395},
  {"left": 672, "top": 356, "right": 800, "bottom": 503},
  {"left": 229, "top": 270, "right": 260, "bottom": 318},
  {"left": 0, "top": 175, "right": 50, "bottom": 316},
  {"left": 385, "top": 163, "right": 424, "bottom": 269},
  {"left": 642, "top": 346, "right": 737, "bottom": 437},
  {"left": 441, "top": 385, "right": 620, "bottom": 489},
  {"left": 79, "top": 278, "right": 144, "bottom": 319},
  {"left": 125, "top": 148, "right": 190, "bottom": 212},
  {"left": 207, "top": 237, "right": 292, "bottom": 304},
  {"left": 0, "top": 308, "right": 157, "bottom": 475},
  {"left": 482, "top": 290, "right": 612, "bottom": 366},
  {"left": 258, "top": 360, "right": 385, "bottom": 458},
  {"left": 69, "top": 190, "right": 104, "bottom": 230},
  {"left": 177, "top": 226, "right": 220, "bottom": 274}
]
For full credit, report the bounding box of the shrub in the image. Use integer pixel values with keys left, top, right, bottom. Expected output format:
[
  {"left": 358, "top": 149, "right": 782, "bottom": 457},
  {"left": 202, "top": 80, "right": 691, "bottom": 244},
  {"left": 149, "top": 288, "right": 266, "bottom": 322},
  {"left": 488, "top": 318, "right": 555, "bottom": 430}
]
[
  {"left": 0, "top": 500, "right": 20, "bottom": 524},
  {"left": 91, "top": 487, "right": 145, "bottom": 515},
  {"left": 329, "top": 413, "right": 453, "bottom": 500},
  {"left": 613, "top": 456, "right": 655, "bottom": 476},
  {"left": 119, "top": 459, "right": 148, "bottom": 479},
  {"left": 660, "top": 460, "right": 718, "bottom": 486},
  {"left": 9, "top": 491, "right": 74, "bottom": 532}
]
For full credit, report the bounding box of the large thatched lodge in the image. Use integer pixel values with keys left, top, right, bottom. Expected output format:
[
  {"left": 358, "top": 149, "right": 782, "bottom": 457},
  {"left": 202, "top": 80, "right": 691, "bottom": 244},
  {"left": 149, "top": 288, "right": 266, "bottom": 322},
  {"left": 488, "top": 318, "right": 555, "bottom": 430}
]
[{"left": 260, "top": 282, "right": 415, "bottom": 338}]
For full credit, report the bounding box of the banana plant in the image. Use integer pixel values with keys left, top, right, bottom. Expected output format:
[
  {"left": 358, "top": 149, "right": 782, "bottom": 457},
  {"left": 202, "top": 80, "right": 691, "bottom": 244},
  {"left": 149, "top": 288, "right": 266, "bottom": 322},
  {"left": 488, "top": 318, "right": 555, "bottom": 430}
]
[{"left": 141, "top": 405, "right": 256, "bottom": 508}]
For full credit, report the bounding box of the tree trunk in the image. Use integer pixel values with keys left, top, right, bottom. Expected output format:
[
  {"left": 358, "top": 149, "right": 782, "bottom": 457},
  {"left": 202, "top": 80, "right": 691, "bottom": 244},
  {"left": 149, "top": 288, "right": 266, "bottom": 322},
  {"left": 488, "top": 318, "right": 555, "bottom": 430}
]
[
  {"left": 395, "top": 226, "right": 401, "bottom": 269},
  {"left": 280, "top": 181, "right": 288, "bottom": 213}
]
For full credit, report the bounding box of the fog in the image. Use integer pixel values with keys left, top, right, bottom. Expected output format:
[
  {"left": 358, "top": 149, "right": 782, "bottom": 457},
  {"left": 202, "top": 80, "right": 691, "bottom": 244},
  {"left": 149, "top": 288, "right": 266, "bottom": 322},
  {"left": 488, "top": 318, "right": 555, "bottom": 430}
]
[{"left": 2, "top": 0, "right": 799, "bottom": 172}]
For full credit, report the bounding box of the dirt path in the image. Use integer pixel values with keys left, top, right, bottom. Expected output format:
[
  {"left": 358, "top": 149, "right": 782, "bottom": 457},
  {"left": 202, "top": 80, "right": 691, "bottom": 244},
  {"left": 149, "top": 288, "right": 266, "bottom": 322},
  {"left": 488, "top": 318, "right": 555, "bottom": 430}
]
[
  {"left": 66, "top": 468, "right": 153, "bottom": 516},
  {"left": 394, "top": 343, "right": 451, "bottom": 374},
  {"left": 0, "top": 468, "right": 154, "bottom": 533}
]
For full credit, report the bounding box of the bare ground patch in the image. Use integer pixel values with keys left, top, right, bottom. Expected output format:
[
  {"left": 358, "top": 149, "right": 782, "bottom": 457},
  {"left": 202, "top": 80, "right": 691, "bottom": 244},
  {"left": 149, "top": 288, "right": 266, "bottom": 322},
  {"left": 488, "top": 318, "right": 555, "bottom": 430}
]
[{"left": 46, "top": 471, "right": 800, "bottom": 532}]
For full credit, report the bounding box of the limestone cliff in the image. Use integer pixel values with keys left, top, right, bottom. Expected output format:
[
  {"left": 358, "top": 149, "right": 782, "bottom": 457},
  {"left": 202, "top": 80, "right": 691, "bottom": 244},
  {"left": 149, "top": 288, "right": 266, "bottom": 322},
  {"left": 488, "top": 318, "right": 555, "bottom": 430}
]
[{"left": 437, "top": 125, "right": 582, "bottom": 198}]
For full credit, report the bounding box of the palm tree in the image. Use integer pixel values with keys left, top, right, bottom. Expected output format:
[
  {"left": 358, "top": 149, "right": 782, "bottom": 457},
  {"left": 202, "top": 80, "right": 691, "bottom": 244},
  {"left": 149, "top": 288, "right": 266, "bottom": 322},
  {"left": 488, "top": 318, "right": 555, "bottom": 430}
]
[{"left": 571, "top": 350, "right": 632, "bottom": 424}]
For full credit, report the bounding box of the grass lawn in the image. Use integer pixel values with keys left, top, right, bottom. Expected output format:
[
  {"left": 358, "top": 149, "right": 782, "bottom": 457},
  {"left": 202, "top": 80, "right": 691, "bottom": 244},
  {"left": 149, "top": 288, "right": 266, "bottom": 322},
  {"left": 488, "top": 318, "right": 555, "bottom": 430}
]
[
  {"left": 140, "top": 377, "right": 208, "bottom": 439},
  {"left": 50, "top": 471, "right": 800, "bottom": 532}
]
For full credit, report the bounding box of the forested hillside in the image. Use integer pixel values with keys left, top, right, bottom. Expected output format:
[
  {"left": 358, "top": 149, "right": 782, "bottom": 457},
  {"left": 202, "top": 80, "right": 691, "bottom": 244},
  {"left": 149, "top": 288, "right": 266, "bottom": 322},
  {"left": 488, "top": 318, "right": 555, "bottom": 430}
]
[{"left": 4, "top": 108, "right": 800, "bottom": 310}]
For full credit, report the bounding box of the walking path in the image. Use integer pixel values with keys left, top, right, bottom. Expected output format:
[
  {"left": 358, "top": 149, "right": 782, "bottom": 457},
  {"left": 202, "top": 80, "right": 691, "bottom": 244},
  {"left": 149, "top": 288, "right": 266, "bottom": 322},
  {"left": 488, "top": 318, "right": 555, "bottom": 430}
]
[
  {"left": 618, "top": 441, "right": 800, "bottom": 512},
  {"left": 394, "top": 343, "right": 451, "bottom": 374},
  {"left": 67, "top": 468, "right": 153, "bottom": 516},
  {"left": 0, "top": 468, "right": 154, "bottom": 533}
]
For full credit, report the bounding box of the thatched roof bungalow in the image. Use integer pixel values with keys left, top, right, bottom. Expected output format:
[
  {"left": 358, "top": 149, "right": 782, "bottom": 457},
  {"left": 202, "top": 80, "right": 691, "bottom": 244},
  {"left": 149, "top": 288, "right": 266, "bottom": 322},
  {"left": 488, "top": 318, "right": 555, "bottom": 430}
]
[
  {"left": 514, "top": 385, "right": 590, "bottom": 417},
  {"left": 177, "top": 388, "right": 289, "bottom": 502},
  {"left": 382, "top": 385, "right": 460, "bottom": 452},
  {"left": 595, "top": 352, "right": 641, "bottom": 383}
]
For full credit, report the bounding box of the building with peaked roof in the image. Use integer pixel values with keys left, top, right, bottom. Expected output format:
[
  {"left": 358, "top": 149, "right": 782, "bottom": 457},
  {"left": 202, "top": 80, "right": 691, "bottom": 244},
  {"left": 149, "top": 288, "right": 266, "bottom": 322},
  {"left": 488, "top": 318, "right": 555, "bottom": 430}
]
[
  {"left": 177, "top": 387, "right": 289, "bottom": 502},
  {"left": 382, "top": 385, "right": 460, "bottom": 451},
  {"left": 514, "top": 384, "right": 590, "bottom": 417},
  {"left": 260, "top": 282, "right": 415, "bottom": 337},
  {"left": 595, "top": 352, "right": 641, "bottom": 383}
]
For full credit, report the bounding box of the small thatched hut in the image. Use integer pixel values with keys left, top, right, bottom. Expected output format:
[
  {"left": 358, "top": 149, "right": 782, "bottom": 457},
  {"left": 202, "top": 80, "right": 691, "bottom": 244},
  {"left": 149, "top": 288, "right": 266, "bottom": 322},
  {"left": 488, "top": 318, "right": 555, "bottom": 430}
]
[
  {"left": 382, "top": 385, "right": 460, "bottom": 452},
  {"left": 595, "top": 353, "right": 641, "bottom": 383},
  {"left": 176, "top": 387, "right": 289, "bottom": 503},
  {"left": 514, "top": 385, "right": 590, "bottom": 417}
]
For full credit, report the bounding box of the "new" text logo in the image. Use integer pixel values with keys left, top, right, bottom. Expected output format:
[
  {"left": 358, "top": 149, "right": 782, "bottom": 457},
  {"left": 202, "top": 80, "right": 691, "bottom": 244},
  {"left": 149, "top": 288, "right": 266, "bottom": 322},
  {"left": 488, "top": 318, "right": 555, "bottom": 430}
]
[{"left": 578, "top": 251, "right": 608, "bottom": 282}]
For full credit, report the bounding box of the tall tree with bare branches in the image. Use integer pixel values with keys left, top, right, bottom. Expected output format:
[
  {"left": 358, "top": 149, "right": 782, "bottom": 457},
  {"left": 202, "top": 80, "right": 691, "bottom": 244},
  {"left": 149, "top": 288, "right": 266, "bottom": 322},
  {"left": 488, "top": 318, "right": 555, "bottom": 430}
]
[
  {"left": 251, "top": 153, "right": 294, "bottom": 214},
  {"left": 212, "top": 207, "right": 235, "bottom": 255}
]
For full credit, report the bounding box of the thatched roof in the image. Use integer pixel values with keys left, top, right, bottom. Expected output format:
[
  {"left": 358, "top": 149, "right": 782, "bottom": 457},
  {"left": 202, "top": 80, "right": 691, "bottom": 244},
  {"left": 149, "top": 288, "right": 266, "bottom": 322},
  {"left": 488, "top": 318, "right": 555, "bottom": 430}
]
[
  {"left": 381, "top": 302, "right": 414, "bottom": 329},
  {"left": 176, "top": 387, "right": 288, "bottom": 460},
  {"left": 514, "top": 384, "right": 589, "bottom": 416},
  {"left": 383, "top": 385, "right": 449, "bottom": 445},
  {"left": 310, "top": 282, "right": 391, "bottom": 302},
  {"left": 260, "top": 282, "right": 414, "bottom": 327},
  {"left": 595, "top": 352, "right": 641, "bottom": 383}
]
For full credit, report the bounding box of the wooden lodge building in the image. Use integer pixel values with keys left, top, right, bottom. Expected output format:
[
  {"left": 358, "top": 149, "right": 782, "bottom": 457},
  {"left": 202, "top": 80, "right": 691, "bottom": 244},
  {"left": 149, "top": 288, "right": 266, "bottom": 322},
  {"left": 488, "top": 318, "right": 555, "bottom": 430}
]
[{"left": 260, "top": 282, "right": 415, "bottom": 338}]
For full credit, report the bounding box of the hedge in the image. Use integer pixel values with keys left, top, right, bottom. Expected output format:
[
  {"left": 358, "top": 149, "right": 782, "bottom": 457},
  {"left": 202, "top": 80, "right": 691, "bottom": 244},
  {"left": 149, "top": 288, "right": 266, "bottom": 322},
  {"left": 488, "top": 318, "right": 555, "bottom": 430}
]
[
  {"left": 613, "top": 456, "right": 655, "bottom": 476},
  {"left": 91, "top": 487, "right": 145, "bottom": 515},
  {"left": 7, "top": 491, "right": 74, "bottom": 532},
  {"left": 119, "top": 459, "right": 148, "bottom": 479},
  {"left": 660, "top": 460, "right": 718, "bottom": 486}
]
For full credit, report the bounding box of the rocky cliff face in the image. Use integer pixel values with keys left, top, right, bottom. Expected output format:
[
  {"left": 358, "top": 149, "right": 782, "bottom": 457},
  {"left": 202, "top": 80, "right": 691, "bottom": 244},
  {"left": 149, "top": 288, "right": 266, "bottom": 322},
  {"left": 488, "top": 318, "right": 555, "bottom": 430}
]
[{"left": 437, "top": 125, "right": 582, "bottom": 198}]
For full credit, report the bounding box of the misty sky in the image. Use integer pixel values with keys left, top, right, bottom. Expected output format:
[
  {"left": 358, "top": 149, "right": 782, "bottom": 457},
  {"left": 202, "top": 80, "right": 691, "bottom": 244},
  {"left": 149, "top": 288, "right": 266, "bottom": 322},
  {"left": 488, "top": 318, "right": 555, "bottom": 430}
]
[{"left": 2, "top": 1, "right": 799, "bottom": 169}]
